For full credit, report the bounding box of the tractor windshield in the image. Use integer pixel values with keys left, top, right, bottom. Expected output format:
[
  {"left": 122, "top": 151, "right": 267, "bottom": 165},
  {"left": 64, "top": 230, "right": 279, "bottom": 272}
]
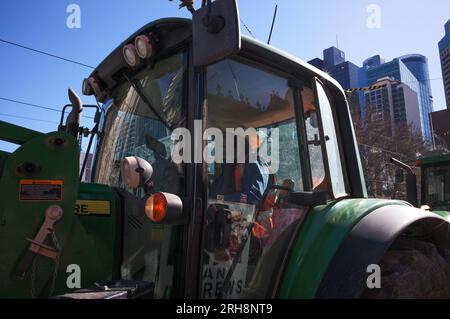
[
  {"left": 93, "top": 52, "right": 186, "bottom": 196},
  {"left": 92, "top": 52, "right": 187, "bottom": 298},
  {"left": 423, "top": 164, "right": 450, "bottom": 211}
]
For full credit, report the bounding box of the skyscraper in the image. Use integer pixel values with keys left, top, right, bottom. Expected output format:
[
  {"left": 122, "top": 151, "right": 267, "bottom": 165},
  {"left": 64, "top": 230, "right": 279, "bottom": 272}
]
[
  {"left": 308, "top": 58, "right": 324, "bottom": 70},
  {"left": 439, "top": 19, "right": 450, "bottom": 109},
  {"left": 310, "top": 47, "right": 358, "bottom": 89},
  {"left": 358, "top": 55, "right": 386, "bottom": 116},
  {"left": 363, "top": 55, "right": 386, "bottom": 70},
  {"left": 398, "top": 54, "right": 434, "bottom": 142},
  {"left": 330, "top": 61, "right": 360, "bottom": 90},
  {"left": 430, "top": 109, "right": 450, "bottom": 150},
  {"left": 308, "top": 47, "right": 360, "bottom": 116},
  {"left": 323, "top": 47, "right": 346, "bottom": 70},
  {"left": 364, "top": 77, "right": 422, "bottom": 136},
  {"left": 363, "top": 58, "right": 431, "bottom": 144}
]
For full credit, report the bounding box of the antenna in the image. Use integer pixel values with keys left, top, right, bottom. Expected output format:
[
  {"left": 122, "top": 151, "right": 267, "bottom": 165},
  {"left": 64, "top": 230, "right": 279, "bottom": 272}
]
[
  {"left": 336, "top": 34, "right": 339, "bottom": 49},
  {"left": 267, "top": 4, "right": 278, "bottom": 45}
]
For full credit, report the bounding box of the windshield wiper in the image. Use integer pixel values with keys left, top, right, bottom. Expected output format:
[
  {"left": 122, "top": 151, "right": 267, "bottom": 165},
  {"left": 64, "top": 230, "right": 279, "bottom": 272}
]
[{"left": 123, "top": 73, "right": 173, "bottom": 131}]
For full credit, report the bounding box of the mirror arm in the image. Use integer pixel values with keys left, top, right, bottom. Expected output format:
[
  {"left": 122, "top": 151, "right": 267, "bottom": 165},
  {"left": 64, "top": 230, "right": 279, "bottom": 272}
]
[{"left": 79, "top": 122, "right": 99, "bottom": 181}]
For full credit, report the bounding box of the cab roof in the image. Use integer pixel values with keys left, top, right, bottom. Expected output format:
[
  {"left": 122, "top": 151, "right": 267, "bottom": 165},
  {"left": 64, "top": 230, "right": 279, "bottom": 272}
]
[
  {"left": 418, "top": 153, "right": 450, "bottom": 166},
  {"left": 88, "top": 18, "right": 345, "bottom": 102}
]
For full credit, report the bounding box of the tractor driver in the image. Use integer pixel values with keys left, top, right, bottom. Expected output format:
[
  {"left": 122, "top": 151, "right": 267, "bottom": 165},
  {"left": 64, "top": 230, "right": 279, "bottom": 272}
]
[{"left": 209, "top": 132, "right": 270, "bottom": 206}]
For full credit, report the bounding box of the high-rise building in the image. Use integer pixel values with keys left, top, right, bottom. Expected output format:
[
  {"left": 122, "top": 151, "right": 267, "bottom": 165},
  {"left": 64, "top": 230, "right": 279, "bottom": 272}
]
[
  {"left": 358, "top": 56, "right": 386, "bottom": 117},
  {"left": 398, "top": 54, "right": 434, "bottom": 138},
  {"left": 308, "top": 47, "right": 360, "bottom": 89},
  {"left": 363, "top": 58, "right": 432, "bottom": 143},
  {"left": 363, "top": 55, "right": 386, "bottom": 70},
  {"left": 308, "top": 58, "right": 324, "bottom": 70},
  {"left": 330, "top": 61, "right": 360, "bottom": 90},
  {"left": 430, "top": 109, "right": 450, "bottom": 150},
  {"left": 364, "top": 77, "right": 422, "bottom": 136},
  {"left": 323, "top": 47, "right": 346, "bottom": 70},
  {"left": 439, "top": 19, "right": 450, "bottom": 109},
  {"left": 308, "top": 47, "right": 360, "bottom": 116}
]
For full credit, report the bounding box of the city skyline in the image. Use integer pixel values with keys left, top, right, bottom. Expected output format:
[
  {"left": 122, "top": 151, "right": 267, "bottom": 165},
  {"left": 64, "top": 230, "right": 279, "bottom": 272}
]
[{"left": 309, "top": 45, "right": 438, "bottom": 144}]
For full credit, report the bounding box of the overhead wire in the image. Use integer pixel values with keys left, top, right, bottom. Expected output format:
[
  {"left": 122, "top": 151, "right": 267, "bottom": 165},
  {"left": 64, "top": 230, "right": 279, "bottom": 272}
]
[
  {"left": 0, "top": 38, "right": 95, "bottom": 69},
  {"left": 0, "top": 96, "right": 94, "bottom": 120}
]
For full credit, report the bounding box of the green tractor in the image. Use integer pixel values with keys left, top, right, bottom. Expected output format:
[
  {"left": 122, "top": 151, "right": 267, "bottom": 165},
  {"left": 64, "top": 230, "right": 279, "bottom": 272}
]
[
  {"left": 391, "top": 153, "right": 450, "bottom": 213},
  {"left": 1, "top": 0, "right": 450, "bottom": 299},
  {"left": 417, "top": 153, "right": 450, "bottom": 213}
]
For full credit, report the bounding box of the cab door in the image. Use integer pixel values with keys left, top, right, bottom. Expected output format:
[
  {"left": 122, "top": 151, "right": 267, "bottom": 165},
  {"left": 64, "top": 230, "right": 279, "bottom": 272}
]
[{"left": 197, "top": 58, "right": 317, "bottom": 299}]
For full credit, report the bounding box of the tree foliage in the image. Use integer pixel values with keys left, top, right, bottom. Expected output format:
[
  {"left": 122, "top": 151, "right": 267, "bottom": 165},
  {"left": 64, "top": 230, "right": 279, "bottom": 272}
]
[{"left": 353, "top": 104, "right": 426, "bottom": 198}]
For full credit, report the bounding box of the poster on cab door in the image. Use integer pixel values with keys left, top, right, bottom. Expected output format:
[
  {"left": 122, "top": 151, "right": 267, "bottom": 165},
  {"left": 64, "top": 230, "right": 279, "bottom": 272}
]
[{"left": 201, "top": 200, "right": 256, "bottom": 299}]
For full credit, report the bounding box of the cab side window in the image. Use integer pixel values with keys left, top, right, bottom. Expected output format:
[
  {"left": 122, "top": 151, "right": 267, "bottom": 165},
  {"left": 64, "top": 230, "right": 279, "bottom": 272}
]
[
  {"left": 315, "top": 80, "right": 347, "bottom": 197},
  {"left": 299, "top": 81, "right": 347, "bottom": 198},
  {"left": 301, "top": 86, "right": 326, "bottom": 190}
]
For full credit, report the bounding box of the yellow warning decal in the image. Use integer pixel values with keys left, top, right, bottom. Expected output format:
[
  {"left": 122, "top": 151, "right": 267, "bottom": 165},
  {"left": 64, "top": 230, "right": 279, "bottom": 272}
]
[{"left": 75, "top": 200, "right": 111, "bottom": 216}]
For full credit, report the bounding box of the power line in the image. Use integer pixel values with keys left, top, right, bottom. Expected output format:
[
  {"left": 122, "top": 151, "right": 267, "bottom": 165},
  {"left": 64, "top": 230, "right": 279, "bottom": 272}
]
[
  {"left": 0, "top": 38, "right": 95, "bottom": 69},
  {"left": 240, "top": 19, "right": 256, "bottom": 39},
  {"left": 1, "top": 97, "right": 61, "bottom": 112},
  {"left": 0, "top": 96, "right": 94, "bottom": 120},
  {"left": 0, "top": 112, "right": 59, "bottom": 125}
]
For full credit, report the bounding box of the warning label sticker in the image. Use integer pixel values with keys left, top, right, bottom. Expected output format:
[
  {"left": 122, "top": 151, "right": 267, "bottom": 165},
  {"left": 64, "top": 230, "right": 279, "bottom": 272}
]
[{"left": 19, "top": 180, "right": 63, "bottom": 201}]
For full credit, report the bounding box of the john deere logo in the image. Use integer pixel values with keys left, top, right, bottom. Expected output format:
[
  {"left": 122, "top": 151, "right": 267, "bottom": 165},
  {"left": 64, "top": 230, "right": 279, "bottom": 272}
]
[{"left": 75, "top": 200, "right": 110, "bottom": 216}]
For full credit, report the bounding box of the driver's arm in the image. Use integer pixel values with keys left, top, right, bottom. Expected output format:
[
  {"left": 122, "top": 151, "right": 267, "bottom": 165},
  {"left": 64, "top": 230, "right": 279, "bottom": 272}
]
[{"left": 224, "top": 161, "right": 269, "bottom": 204}]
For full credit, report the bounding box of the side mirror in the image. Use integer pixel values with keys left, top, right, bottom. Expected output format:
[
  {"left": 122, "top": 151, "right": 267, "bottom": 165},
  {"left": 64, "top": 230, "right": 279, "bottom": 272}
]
[
  {"left": 390, "top": 157, "right": 418, "bottom": 207},
  {"left": 395, "top": 168, "right": 404, "bottom": 183},
  {"left": 192, "top": 0, "right": 241, "bottom": 67},
  {"left": 120, "top": 156, "right": 153, "bottom": 190}
]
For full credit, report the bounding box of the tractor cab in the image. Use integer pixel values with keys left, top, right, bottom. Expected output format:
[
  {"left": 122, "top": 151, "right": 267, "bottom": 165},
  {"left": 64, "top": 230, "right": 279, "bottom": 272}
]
[
  {"left": 77, "top": 3, "right": 362, "bottom": 298},
  {"left": 8, "top": 0, "right": 450, "bottom": 300},
  {"left": 417, "top": 154, "right": 450, "bottom": 212}
]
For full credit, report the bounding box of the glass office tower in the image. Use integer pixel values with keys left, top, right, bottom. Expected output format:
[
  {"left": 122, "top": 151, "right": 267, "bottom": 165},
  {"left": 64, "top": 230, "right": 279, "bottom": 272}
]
[
  {"left": 365, "top": 58, "right": 431, "bottom": 144},
  {"left": 398, "top": 54, "right": 434, "bottom": 143},
  {"left": 439, "top": 20, "right": 450, "bottom": 109}
]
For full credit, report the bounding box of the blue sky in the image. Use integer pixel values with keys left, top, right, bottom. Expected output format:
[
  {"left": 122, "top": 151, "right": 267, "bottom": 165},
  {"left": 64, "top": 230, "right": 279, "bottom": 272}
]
[{"left": 0, "top": 0, "right": 449, "bottom": 152}]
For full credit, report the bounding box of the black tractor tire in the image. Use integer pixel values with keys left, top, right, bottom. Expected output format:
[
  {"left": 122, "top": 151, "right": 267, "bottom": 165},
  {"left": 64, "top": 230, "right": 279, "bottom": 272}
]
[{"left": 362, "top": 238, "right": 450, "bottom": 299}]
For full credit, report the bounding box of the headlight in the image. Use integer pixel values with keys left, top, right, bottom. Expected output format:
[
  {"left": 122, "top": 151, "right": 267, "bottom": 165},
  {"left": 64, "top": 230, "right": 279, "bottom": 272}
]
[
  {"left": 122, "top": 44, "right": 141, "bottom": 67},
  {"left": 120, "top": 156, "right": 153, "bottom": 189},
  {"left": 135, "top": 35, "right": 154, "bottom": 59},
  {"left": 82, "top": 78, "right": 93, "bottom": 96}
]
